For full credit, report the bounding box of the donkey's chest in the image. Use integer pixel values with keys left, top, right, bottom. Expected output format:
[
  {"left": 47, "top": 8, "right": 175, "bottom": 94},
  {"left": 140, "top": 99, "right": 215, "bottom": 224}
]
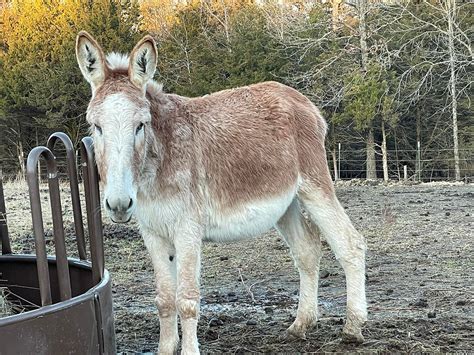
[{"left": 135, "top": 197, "right": 186, "bottom": 237}]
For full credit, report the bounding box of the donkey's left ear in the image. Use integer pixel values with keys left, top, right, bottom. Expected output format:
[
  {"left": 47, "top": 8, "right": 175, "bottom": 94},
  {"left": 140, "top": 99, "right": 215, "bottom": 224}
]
[{"left": 129, "top": 35, "right": 157, "bottom": 92}]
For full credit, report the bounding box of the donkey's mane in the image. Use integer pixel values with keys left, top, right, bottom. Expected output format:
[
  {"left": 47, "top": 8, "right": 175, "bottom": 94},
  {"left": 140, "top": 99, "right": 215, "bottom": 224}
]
[
  {"left": 146, "top": 80, "right": 164, "bottom": 96},
  {"left": 106, "top": 52, "right": 163, "bottom": 94},
  {"left": 106, "top": 52, "right": 129, "bottom": 70}
]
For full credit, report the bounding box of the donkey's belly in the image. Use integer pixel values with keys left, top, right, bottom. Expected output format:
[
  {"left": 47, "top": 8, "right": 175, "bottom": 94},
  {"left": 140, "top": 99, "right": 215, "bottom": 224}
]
[{"left": 205, "top": 187, "right": 296, "bottom": 242}]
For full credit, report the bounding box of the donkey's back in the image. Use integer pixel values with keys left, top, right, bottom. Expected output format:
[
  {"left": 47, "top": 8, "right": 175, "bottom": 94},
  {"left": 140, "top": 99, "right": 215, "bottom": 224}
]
[{"left": 187, "top": 82, "right": 330, "bottom": 192}]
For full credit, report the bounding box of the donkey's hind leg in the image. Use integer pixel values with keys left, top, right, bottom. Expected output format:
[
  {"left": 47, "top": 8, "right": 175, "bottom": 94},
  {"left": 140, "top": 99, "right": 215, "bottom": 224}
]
[
  {"left": 276, "top": 198, "right": 322, "bottom": 339},
  {"left": 299, "top": 182, "right": 367, "bottom": 343}
]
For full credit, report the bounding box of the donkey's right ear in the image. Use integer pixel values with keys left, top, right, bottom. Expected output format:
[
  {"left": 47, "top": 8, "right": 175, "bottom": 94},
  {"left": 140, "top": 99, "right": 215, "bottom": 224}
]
[{"left": 76, "top": 31, "right": 108, "bottom": 93}]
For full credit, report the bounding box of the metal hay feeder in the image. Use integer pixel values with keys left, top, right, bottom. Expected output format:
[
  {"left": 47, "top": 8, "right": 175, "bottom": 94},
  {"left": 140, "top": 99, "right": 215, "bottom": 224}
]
[{"left": 0, "top": 133, "right": 115, "bottom": 354}]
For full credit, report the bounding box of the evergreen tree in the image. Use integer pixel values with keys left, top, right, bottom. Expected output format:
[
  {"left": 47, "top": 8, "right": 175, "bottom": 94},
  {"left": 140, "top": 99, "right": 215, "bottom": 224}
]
[{"left": 0, "top": 0, "right": 143, "bottom": 175}]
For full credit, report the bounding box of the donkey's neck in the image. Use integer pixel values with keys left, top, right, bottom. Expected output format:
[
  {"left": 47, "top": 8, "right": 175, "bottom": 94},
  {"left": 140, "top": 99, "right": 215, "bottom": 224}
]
[{"left": 137, "top": 86, "right": 191, "bottom": 200}]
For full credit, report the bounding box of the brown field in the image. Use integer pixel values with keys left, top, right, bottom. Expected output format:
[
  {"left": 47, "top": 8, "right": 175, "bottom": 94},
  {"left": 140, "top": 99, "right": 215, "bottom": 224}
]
[{"left": 3, "top": 181, "right": 473, "bottom": 353}]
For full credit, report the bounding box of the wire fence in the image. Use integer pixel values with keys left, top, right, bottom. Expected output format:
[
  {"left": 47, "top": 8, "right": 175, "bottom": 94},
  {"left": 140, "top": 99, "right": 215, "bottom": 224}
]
[
  {"left": 1, "top": 145, "right": 473, "bottom": 183},
  {"left": 328, "top": 147, "right": 473, "bottom": 182}
]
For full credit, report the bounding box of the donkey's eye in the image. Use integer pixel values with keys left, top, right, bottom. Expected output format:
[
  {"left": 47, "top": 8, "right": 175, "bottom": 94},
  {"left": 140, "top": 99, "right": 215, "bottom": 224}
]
[
  {"left": 136, "top": 122, "right": 144, "bottom": 135},
  {"left": 94, "top": 124, "right": 102, "bottom": 135}
]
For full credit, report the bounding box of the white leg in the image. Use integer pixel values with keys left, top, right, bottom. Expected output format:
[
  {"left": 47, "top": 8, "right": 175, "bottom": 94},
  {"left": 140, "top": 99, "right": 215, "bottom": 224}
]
[
  {"left": 299, "top": 186, "right": 367, "bottom": 343},
  {"left": 174, "top": 222, "right": 202, "bottom": 355},
  {"left": 277, "top": 199, "right": 322, "bottom": 339},
  {"left": 143, "top": 233, "right": 179, "bottom": 354}
]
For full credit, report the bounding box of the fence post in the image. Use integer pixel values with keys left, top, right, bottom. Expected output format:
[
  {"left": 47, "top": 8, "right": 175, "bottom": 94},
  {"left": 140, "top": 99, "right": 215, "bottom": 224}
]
[{"left": 403, "top": 165, "right": 408, "bottom": 181}]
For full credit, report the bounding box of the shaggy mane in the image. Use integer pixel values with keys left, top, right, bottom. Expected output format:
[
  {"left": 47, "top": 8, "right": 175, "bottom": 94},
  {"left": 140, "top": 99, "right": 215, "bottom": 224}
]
[
  {"left": 146, "top": 81, "right": 164, "bottom": 96},
  {"left": 106, "top": 52, "right": 129, "bottom": 71},
  {"left": 106, "top": 52, "right": 163, "bottom": 94}
]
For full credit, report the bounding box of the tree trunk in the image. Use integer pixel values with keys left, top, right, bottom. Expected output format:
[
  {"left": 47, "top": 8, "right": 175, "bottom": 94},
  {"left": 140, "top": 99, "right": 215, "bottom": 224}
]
[
  {"left": 359, "top": 0, "right": 375, "bottom": 181},
  {"left": 416, "top": 140, "right": 421, "bottom": 181},
  {"left": 381, "top": 120, "right": 389, "bottom": 182},
  {"left": 331, "top": 147, "right": 339, "bottom": 181},
  {"left": 221, "top": 0, "right": 231, "bottom": 49},
  {"left": 16, "top": 139, "right": 25, "bottom": 179},
  {"left": 359, "top": 0, "right": 376, "bottom": 180},
  {"left": 416, "top": 105, "right": 421, "bottom": 147},
  {"left": 447, "top": 0, "right": 461, "bottom": 181},
  {"left": 330, "top": 0, "right": 343, "bottom": 31},
  {"left": 366, "top": 126, "right": 377, "bottom": 180},
  {"left": 330, "top": 124, "right": 339, "bottom": 181},
  {"left": 358, "top": 0, "right": 369, "bottom": 72},
  {"left": 415, "top": 106, "right": 422, "bottom": 180},
  {"left": 394, "top": 129, "right": 401, "bottom": 180}
]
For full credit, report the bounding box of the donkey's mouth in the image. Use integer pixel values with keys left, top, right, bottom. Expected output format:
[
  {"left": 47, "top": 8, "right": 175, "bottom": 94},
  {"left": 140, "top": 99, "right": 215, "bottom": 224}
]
[{"left": 110, "top": 215, "right": 132, "bottom": 224}]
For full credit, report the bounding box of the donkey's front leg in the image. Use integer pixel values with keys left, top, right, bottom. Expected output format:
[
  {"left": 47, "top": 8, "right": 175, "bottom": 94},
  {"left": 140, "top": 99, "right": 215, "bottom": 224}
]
[
  {"left": 143, "top": 233, "right": 179, "bottom": 354},
  {"left": 174, "top": 223, "right": 202, "bottom": 355}
]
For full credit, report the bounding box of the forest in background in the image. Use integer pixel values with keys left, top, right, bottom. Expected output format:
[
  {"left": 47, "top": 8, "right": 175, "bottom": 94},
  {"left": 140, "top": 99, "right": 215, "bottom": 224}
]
[{"left": 0, "top": 0, "right": 472, "bottom": 181}]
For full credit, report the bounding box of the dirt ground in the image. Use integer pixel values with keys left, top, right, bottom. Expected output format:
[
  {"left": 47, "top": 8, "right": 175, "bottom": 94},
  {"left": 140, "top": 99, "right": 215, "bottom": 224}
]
[{"left": 3, "top": 181, "right": 473, "bottom": 353}]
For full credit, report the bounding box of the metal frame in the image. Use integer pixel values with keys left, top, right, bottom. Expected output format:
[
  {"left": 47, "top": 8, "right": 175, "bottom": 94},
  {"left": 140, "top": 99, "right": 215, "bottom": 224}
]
[
  {"left": 0, "top": 171, "right": 11, "bottom": 255},
  {"left": 47, "top": 132, "right": 87, "bottom": 260},
  {"left": 0, "top": 133, "right": 115, "bottom": 354}
]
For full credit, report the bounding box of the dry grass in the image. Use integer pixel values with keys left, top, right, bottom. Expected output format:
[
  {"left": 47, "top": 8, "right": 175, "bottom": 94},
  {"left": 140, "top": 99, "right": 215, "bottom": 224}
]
[
  {"left": 3, "top": 179, "right": 85, "bottom": 244},
  {"left": 0, "top": 288, "right": 13, "bottom": 318},
  {"left": 2, "top": 179, "right": 473, "bottom": 352}
]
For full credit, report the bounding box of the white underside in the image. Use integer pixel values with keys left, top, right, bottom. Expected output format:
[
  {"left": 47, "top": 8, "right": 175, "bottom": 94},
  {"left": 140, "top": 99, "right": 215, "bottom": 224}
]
[
  {"left": 135, "top": 185, "right": 298, "bottom": 242},
  {"left": 205, "top": 187, "right": 297, "bottom": 242}
]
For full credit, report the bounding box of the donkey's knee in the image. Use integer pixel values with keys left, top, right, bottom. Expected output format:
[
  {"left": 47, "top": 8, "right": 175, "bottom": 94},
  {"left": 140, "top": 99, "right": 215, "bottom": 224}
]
[
  {"left": 176, "top": 295, "right": 200, "bottom": 320},
  {"left": 155, "top": 294, "right": 177, "bottom": 318}
]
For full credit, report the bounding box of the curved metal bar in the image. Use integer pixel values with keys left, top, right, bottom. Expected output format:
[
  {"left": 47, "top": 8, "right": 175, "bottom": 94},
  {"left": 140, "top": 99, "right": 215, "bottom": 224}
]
[
  {"left": 26, "top": 146, "right": 72, "bottom": 305},
  {"left": 80, "top": 137, "right": 104, "bottom": 285},
  {"left": 0, "top": 172, "right": 12, "bottom": 255},
  {"left": 47, "top": 132, "right": 87, "bottom": 260}
]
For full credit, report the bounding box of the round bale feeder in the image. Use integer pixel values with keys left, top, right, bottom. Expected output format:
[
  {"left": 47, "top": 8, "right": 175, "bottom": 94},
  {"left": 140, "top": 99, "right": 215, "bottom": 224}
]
[{"left": 0, "top": 133, "right": 115, "bottom": 354}]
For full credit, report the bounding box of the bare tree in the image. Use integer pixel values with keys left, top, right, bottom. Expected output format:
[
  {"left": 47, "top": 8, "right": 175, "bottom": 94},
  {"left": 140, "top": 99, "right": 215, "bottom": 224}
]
[
  {"left": 266, "top": 0, "right": 399, "bottom": 180},
  {"left": 395, "top": 0, "right": 472, "bottom": 180},
  {"left": 354, "top": 0, "right": 379, "bottom": 179}
]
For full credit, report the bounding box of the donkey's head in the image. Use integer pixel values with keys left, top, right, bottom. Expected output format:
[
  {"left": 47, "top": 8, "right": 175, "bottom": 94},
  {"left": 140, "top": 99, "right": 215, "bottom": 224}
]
[{"left": 76, "top": 32, "right": 157, "bottom": 223}]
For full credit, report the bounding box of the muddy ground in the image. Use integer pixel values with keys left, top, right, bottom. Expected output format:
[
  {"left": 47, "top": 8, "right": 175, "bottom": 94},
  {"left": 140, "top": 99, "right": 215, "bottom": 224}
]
[{"left": 3, "top": 181, "right": 473, "bottom": 353}]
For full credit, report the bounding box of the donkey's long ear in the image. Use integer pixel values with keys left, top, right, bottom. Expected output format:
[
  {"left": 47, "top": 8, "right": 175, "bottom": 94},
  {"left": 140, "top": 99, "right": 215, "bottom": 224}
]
[
  {"left": 76, "top": 31, "right": 108, "bottom": 93},
  {"left": 129, "top": 35, "right": 157, "bottom": 92}
]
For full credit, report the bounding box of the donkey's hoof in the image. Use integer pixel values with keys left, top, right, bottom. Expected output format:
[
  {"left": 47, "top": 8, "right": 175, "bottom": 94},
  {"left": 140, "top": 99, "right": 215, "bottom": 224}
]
[
  {"left": 341, "top": 328, "right": 365, "bottom": 344},
  {"left": 157, "top": 340, "right": 179, "bottom": 355},
  {"left": 279, "top": 330, "right": 306, "bottom": 341},
  {"left": 280, "top": 324, "right": 308, "bottom": 340}
]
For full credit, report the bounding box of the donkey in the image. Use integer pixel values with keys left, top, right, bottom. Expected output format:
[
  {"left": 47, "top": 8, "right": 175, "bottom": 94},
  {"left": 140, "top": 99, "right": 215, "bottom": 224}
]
[{"left": 75, "top": 31, "right": 367, "bottom": 354}]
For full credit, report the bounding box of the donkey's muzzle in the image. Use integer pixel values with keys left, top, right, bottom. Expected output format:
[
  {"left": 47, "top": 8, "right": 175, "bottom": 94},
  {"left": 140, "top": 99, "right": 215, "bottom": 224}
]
[{"left": 105, "top": 197, "right": 134, "bottom": 223}]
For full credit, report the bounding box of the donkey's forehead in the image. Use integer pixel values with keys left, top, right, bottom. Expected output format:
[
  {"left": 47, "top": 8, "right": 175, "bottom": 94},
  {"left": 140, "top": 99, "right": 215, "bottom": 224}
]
[
  {"left": 88, "top": 91, "right": 149, "bottom": 120},
  {"left": 92, "top": 73, "right": 144, "bottom": 102}
]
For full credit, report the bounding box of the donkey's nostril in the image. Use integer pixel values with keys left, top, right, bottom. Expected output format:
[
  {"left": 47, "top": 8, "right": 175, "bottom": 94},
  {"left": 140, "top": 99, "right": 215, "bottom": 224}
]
[{"left": 105, "top": 197, "right": 133, "bottom": 215}]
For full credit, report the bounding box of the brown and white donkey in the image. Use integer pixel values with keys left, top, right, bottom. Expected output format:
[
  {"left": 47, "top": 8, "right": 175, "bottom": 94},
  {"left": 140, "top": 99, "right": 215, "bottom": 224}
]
[{"left": 76, "top": 32, "right": 367, "bottom": 354}]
